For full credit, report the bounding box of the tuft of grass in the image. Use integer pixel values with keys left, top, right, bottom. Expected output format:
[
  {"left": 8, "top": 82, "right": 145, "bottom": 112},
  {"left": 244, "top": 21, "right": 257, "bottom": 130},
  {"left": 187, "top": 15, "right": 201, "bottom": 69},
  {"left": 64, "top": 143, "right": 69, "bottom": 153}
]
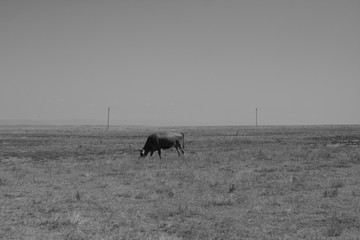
[
  {"left": 328, "top": 178, "right": 345, "bottom": 189},
  {"left": 324, "top": 188, "right": 338, "bottom": 198},
  {"left": 155, "top": 185, "right": 175, "bottom": 198},
  {"left": 325, "top": 213, "right": 360, "bottom": 238},
  {"left": 75, "top": 191, "right": 81, "bottom": 201},
  {"left": 256, "top": 150, "right": 272, "bottom": 161},
  {"left": 203, "top": 193, "right": 235, "bottom": 207},
  {"left": 228, "top": 183, "right": 236, "bottom": 193},
  {"left": 325, "top": 215, "right": 344, "bottom": 237},
  {"left": 134, "top": 190, "right": 150, "bottom": 200},
  {"left": 212, "top": 217, "right": 240, "bottom": 240},
  {"left": 40, "top": 211, "right": 86, "bottom": 231},
  {"left": 159, "top": 233, "right": 183, "bottom": 240},
  {"left": 65, "top": 228, "right": 87, "bottom": 240},
  {"left": 0, "top": 177, "right": 8, "bottom": 186},
  {"left": 310, "top": 149, "right": 332, "bottom": 161},
  {"left": 68, "top": 211, "right": 86, "bottom": 226},
  {"left": 40, "top": 214, "right": 64, "bottom": 230},
  {"left": 324, "top": 178, "right": 345, "bottom": 197}
]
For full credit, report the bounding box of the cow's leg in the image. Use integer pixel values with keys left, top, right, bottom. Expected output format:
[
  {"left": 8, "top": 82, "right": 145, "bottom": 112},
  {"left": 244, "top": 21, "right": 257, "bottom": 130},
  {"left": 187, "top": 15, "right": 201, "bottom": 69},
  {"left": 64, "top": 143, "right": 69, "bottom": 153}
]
[
  {"left": 176, "top": 142, "right": 184, "bottom": 155},
  {"left": 157, "top": 149, "right": 162, "bottom": 159},
  {"left": 150, "top": 151, "right": 154, "bottom": 157},
  {"left": 175, "top": 146, "right": 181, "bottom": 156},
  {"left": 178, "top": 144, "right": 185, "bottom": 154},
  {"left": 179, "top": 146, "right": 185, "bottom": 154}
]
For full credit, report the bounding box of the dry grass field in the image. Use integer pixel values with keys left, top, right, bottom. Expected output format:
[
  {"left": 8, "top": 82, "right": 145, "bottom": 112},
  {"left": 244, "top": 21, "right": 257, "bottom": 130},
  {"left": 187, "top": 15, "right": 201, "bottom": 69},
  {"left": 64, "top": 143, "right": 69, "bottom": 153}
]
[{"left": 1, "top": 125, "right": 360, "bottom": 239}]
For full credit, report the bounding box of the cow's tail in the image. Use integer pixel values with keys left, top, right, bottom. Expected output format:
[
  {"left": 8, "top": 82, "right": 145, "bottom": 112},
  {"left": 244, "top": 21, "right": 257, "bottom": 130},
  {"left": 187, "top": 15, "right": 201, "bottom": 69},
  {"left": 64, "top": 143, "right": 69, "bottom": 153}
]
[{"left": 181, "top": 132, "right": 185, "bottom": 150}]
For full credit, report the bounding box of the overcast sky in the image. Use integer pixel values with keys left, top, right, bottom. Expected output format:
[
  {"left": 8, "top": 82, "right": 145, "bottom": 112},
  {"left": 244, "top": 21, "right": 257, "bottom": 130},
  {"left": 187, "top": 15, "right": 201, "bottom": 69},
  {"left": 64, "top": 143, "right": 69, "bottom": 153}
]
[{"left": 1, "top": 0, "right": 359, "bottom": 126}]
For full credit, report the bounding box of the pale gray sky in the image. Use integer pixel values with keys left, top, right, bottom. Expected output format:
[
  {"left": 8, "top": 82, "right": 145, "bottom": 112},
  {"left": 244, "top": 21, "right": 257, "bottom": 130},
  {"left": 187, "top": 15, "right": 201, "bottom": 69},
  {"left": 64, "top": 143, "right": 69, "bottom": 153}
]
[{"left": 1, "top": 0, "right": 359, "bottom": 126}]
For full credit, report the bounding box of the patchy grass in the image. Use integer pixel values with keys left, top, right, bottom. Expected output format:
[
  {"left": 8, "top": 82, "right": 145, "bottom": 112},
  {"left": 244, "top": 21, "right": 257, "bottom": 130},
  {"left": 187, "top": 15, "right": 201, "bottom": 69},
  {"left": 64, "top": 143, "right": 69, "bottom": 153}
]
[{"left": 1, "top": 125, "right": 360, "bottom": 239}]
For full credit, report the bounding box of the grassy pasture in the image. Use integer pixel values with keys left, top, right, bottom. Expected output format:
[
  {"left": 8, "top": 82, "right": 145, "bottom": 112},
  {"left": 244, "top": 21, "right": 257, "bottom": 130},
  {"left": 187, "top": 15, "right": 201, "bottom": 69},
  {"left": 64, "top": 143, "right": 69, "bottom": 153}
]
[{"left": 1, "top": 125, "right": 360, "bottom": 239}]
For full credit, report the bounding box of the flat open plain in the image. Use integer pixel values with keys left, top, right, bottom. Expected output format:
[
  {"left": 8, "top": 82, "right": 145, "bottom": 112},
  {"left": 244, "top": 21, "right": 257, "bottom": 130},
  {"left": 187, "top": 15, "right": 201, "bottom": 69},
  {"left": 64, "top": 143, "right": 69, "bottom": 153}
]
[{"left": 1, "top": 125, "right": 360, "bottom": 239}]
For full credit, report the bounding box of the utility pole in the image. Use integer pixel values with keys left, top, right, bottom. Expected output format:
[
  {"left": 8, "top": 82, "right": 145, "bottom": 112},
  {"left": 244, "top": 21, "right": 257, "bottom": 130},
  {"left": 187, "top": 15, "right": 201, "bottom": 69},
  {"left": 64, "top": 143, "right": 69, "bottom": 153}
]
[
  {"left": 107, "top": 107, "right": 110, "bottom": 129},
  {"left": 256, "top": 107, "right": 258, "bottom": 127}
]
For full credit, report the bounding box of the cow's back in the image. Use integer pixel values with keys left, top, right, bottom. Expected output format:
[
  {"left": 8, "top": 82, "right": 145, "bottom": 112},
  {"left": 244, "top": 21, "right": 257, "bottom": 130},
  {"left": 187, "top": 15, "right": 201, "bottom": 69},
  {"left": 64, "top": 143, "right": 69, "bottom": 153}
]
[
  {"left": 143, "top": 134, "right": 160, "bottom": 151},
  {"left": 157, "top": 132, "right": 183, "bottom": 149}
]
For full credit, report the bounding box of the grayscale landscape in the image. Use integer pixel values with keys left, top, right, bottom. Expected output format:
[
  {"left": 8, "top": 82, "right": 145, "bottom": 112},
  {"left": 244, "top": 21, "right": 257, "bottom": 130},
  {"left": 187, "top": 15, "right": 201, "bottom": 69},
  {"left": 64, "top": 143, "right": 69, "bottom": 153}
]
[
  {"left": 1, "top": 125, "right": 360, "bottom": 239},
  {"left": 1, "top": 1, "right": 360, "bottom": 239}
]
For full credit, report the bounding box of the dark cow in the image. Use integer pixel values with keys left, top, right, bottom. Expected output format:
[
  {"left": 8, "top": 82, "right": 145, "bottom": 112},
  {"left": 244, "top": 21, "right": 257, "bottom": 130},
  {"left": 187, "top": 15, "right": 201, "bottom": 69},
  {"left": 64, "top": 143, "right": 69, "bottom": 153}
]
[{"left": 139, "top": 132, "right": 185, "bottom": 159}]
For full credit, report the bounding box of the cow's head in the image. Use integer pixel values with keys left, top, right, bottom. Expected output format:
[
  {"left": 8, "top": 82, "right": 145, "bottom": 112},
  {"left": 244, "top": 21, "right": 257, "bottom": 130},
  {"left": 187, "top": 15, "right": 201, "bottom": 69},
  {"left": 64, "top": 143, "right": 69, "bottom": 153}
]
[{"left": 138, "top": 149, "right": 145, "bottom": 158}]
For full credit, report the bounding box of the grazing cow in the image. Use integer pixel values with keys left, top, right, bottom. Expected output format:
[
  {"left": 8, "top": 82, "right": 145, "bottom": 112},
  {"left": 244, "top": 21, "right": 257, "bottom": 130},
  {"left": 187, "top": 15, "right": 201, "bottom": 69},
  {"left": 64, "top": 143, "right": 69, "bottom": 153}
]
[{"left": 139, "top": 132, "right": 185, "bottom": 159}]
